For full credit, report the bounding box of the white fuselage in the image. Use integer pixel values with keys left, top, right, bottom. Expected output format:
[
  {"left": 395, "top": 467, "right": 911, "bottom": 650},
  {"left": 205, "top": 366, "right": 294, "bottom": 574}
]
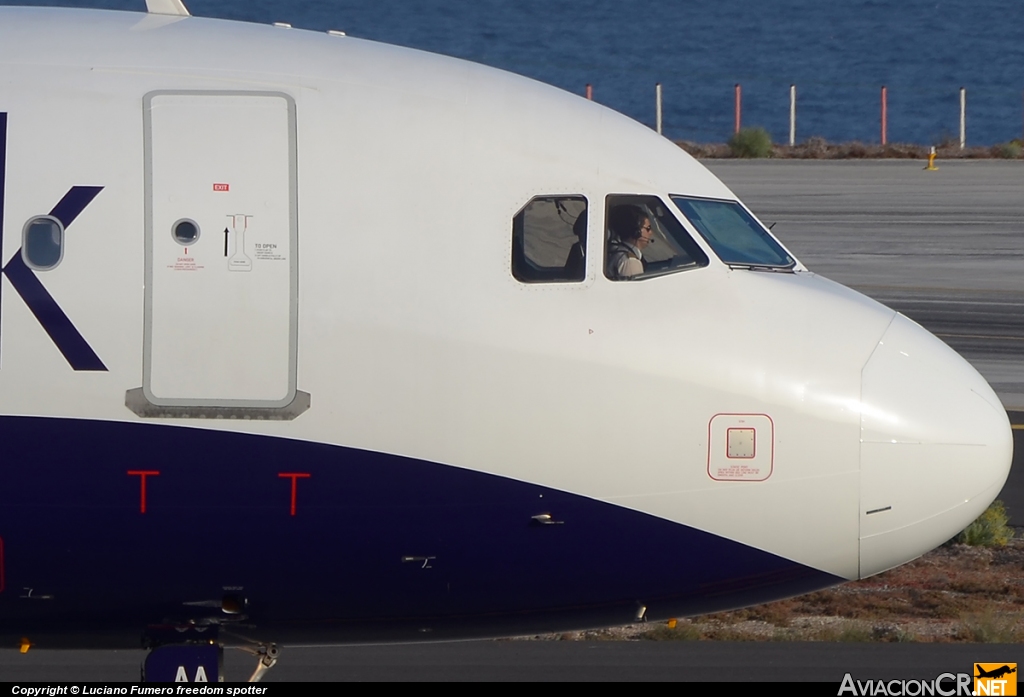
[{"left": 0, "top": 6, "right": 1010, "bottom": 646}]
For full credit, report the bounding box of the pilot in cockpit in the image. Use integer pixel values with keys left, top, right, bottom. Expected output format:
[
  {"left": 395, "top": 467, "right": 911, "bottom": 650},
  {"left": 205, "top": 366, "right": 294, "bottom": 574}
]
[{"left": 606, "top": 205, "right": 654, "bottom": 280}]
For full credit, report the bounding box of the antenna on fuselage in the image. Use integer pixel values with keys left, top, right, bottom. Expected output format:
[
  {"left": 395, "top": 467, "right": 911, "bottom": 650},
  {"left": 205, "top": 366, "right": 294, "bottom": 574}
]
[{"left": 146, "top": 0, "right": 190, "bottom": 16}]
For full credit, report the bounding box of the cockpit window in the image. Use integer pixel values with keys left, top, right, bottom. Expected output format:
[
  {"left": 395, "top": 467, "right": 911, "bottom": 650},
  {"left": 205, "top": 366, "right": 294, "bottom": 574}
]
[
  {"left": 512, "top": 196, "right": 587, "bottom": 283},
  {"left": 604, "top": 194, "right": 708, "bottom": 281},
  {"left": 671, "top": 196, "right": 794, "bottom": 269}
]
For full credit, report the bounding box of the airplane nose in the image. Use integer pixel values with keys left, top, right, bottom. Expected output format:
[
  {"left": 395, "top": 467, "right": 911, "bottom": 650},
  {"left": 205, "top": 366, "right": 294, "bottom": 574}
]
[{"left": 859, "top": 313, "right": 1012, "bottom": 578}]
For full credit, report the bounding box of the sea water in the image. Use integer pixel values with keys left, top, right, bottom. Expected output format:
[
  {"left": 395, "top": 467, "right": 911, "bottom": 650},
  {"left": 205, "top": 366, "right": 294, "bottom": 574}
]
[{"left": 5, "top": 0, "right": 1024, "bottom": 145}]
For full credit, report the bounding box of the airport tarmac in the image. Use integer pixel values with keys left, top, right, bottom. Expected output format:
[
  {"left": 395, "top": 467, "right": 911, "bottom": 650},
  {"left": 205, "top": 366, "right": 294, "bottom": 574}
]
[
  {"left": 0, "top": 641, "right": 1020, "bottom": 682},
  {"left": 3, "top": 160, "right": 1022, "bottom": 682}
]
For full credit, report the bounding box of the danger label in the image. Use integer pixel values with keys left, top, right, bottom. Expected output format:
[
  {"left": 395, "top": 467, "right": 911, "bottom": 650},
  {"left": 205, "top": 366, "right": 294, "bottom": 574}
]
[{"left": 168, "top": 257, "right": 205, "bottom": 272}]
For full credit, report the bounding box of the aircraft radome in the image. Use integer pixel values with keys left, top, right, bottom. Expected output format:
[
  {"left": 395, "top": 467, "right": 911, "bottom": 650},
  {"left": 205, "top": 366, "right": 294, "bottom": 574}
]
[{"left": 0, "top": 0, "right": 1011, "bottom": 682}]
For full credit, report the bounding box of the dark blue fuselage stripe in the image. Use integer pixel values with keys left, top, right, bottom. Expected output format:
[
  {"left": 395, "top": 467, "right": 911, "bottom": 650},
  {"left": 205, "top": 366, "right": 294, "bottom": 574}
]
[
  {"left": 2, "top": 254, "right": 107, "bottom": 370},
  {"left": 0, "top": 415, "right": 843, "bottom": 646},
  {"left": 49, "top": 186, "right": 103, "bottom": 229}
]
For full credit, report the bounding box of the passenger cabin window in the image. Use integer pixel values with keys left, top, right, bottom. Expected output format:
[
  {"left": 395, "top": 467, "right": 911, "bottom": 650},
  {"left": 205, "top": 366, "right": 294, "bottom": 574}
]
[
  {"left": 512, "top": 196, "right": 587, "bottom": 283},
  {"left": 604, "top": 195, "right": 708, "bottom": 281},
  {"left": 671, "top": 196, "right": 794, "bottom": 269},
  {"left": 22, "top": 216, "right": 64, "bottom": 271}
]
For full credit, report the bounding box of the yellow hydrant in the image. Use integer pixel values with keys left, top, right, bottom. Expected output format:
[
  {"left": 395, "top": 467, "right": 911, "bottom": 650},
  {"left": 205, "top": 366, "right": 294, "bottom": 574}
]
[{"left": 925, "top": 145, "right": 939, "bottom": 171}]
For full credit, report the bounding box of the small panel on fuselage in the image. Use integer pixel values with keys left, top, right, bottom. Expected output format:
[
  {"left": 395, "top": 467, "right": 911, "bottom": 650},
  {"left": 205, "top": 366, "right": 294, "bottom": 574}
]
[
  {"left": 142, "top": 91, "right": 297, "bottom": 408},
  {"left": 707, "top": 414, "right": 774, "bottom": 481}
]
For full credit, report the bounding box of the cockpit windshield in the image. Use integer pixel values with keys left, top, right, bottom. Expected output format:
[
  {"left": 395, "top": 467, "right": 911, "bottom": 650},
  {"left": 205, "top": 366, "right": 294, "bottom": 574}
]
[{"left": 671, "top": 196, "right": 795, "bottom": 269}]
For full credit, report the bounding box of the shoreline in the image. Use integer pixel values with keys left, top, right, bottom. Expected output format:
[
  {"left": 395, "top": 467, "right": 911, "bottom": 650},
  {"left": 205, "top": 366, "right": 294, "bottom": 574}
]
[{"left": 678, "top": 137, "right": 1024, "bottom": 160}]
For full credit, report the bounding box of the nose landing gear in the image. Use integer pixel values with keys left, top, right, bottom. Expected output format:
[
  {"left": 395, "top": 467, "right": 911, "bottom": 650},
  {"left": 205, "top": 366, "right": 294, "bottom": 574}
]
[
  {"left": 232, "top": 642, "right": 280, "bottom": 683},
  {"left": 143, "top": 641, "right": 280, "bottom": 682}
]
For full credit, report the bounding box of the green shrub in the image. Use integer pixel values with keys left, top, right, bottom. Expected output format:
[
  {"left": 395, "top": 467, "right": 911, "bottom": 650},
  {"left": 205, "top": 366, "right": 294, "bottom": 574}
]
[
  {"left": 728, "top": 127, "right": 773, "bottom": 158},
  {"left": 992, "top": 141, "right": 1022, "bottom": 159},
  {"left": 957, "top": 610, "right": 1024, "bottom": 642},
  {"left": 956, "top": 500, "right": 1014, "bottom": 547},
  {"left": 836, "top": 622, "right": 874, "bottom": 642}
]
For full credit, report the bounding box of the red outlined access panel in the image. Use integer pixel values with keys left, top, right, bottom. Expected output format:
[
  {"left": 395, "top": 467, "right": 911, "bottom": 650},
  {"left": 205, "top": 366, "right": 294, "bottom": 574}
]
[{"left": 707, "top": 413, "right": 774, "bottom": 482}]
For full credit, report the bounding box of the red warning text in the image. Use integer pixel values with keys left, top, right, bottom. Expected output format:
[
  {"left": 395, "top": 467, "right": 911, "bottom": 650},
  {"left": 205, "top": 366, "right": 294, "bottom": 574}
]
[
  {"left": 128, "top": 470, "right": 160, "bottom": 513},
  {"left": 278, "top": 473, "right": 311, "bottom": 516}
]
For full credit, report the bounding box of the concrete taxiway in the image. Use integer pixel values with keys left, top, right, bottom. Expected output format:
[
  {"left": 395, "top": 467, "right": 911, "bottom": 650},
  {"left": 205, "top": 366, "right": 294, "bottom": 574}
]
[{"left": 0, "top": 641, "right": 1019, "bottom": 681}]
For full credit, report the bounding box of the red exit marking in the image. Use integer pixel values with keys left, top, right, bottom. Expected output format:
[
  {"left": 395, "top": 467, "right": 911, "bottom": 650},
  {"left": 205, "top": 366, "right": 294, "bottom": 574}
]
[
  {"left": 213, "top": 183, "right": 230, "bottom": 192},
  {"left": 127, "top": 470, "right": 160, "bottom": 513},
  {"left": 278, "top": 473, "right": 311, "bottom": 516}
]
